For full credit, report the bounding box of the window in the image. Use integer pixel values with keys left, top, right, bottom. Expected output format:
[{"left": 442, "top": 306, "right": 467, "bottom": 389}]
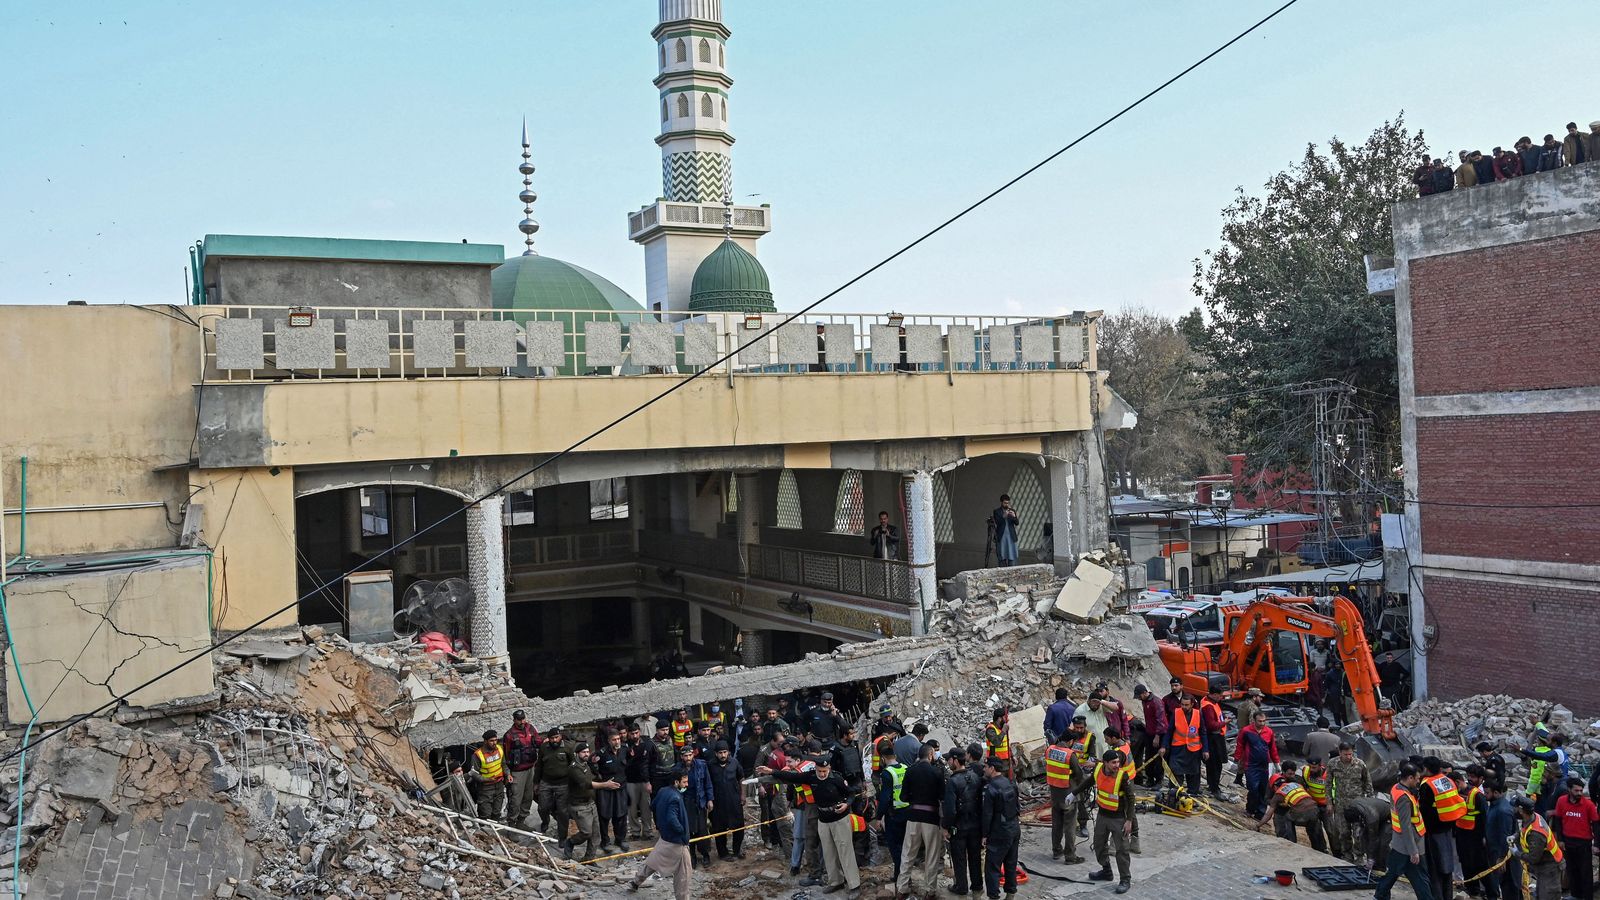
[
  {"left": 700, "top": 93, "right": 713, "bottom": 117},
  {"left": 718, "top": 44, "right": 724, "bottom": 67},
  {"left": 676, "top": 95, "right": 689, "bottom": 118},
  {"left": 661, "top": 98, "right": 668, "bottom": 122},
  {"left": 674, "top": 39, "right": 686, "bottom": 63},
  {"left": 720, "top": 98, "right": 727, "bottom": 121},
  {"left": 698, "top": 38, "right": 711, "bottom": 63},
  {"left": 359, "top": 487, "right": 389, "bottom": 537},
  {"left": 832, "top": 469, "right": 864, "bottom": 534},
  {"left": 724, "top": 473, "right": 739, "bottom": 515},
  {"left": 504, "top": 489, "right": 536, "bottom": 527},
  {"left": 590, "top": 478, "right": 630, "bottom": 521},
  {"left": 659, "top": 43, "right": 666, "bottom": 68},
  {"left": 933, "top": 473, "right": 954, "bottom": 543},
  {"left": 775, "top": 470, "right": 802, "bottom": 529},
  {"left": 1005, "top": 465, "right": 1048, "bottom": 553}
]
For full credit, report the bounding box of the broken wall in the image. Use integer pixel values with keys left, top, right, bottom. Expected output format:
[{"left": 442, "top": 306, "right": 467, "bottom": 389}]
[{"left": 3, "top": 555, "right": 215, "bottom": 724}]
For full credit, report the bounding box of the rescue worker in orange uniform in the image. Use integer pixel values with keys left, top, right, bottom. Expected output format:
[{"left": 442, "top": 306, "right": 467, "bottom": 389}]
[
  {"left": 669, "top": 708, "right": 695, "bottom": 750},
  {"left": 1257, "top": 772, "right": 1328, "bottom": 852},
  {"left": 1373, "top": 763, "right": 1434, "bottom": 900},
  {"left": 1511, "top": 794, "right": 1564, "bottom": 900},
  {"left": 1163, "top": 693, "right": 1205, "bottom": 797},
  {"left": 1418, "top": 757, "right": 1465, "bottom": 900},
  {"left": 1086, "top": 748, "right": 1135, "bottom": 894},
  {"left": 1044, "top": 733, "right": 1091, "bottom": 863},
  {"left": 1299, "top": 757, "right": 1334, "bottom": 852}
]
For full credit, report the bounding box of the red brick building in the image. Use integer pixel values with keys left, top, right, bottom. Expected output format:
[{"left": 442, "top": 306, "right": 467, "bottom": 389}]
[{"left": 1388, "top": 162, "right": 1600, "bottom": 709}]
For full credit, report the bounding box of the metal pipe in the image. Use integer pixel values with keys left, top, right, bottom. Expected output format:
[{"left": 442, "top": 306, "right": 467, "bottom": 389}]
[
  {"left": 2, "top": 500, "right": 165, "bottom": 515},
  {"left": 16, "top": 457, "right": 25, "bottom": 560}
]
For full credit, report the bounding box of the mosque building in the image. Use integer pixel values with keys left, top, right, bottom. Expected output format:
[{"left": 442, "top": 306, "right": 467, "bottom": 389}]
[{"left": 0, "top": 0, "right": 1126, "bottom": 724}]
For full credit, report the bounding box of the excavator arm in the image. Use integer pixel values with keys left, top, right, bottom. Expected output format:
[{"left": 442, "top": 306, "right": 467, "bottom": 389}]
[{"left": 1215, "top": 597, "right": 1393, "bottom": 737}]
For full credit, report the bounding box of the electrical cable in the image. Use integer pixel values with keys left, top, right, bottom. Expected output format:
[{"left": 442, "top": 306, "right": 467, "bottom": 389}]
[{"left": 0, "top": 0, "right": 1306, "bottom": 766}]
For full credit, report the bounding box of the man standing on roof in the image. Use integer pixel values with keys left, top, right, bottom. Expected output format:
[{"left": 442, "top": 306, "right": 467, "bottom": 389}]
[{"left": 992, "top": 494, "right": 1020, "bottom": 567}]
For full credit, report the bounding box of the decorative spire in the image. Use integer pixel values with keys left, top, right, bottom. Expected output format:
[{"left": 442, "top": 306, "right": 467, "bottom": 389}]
[
  {"left": 721, "top": 170, "right": 734, "bottom": 241},
  {"left": 517, "top": 118, "right": 539, "bottom": 256}
]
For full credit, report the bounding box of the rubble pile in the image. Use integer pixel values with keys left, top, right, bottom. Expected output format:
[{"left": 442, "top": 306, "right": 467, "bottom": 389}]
[
  {"left": 867, "top": 563, "right": 1165, "bottom": 770},
  {"left": 1394, "top": 694, "right": 1600, "bottom": 779}
]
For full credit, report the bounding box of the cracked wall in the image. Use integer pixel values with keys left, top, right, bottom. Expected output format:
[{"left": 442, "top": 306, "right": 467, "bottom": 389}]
[{"left": 3, "top": 555, "right": 215, "bottom": 724}]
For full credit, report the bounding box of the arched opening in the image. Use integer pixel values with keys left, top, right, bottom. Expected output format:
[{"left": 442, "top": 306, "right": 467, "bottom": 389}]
[
  {"left": 294, "top": 484, "right": 467, "bottom": 628},
  {"left": 674, "top": 38, "right": 686, "bottom": 63},
  {"left": 676, "top": 94, "right": 689, "bottom": 118},
  {"left": 1005, "top": 464, "right": 1049, "bottom": 555},
  {"left": 700, "top": 93, "right": 713, "bottom": 118},
  {"left": 718, "top": 44, "right": 725, "bottom": 67},
  {"left": 832, "top": 469, "right": 865, "bottom": 534},
  {"left": 775, "top": 470, "right": 802, "bottom": 529},
  {"left": 698, "top": 38, "right": 711, "bottom": 63},
  {"left": 720, "top": 97, "right": 728, "bottom": 121},
  {"left": 661, "top": 98, "right": 668, "bottom": 122},
  {"left": 659, "top": 43, "right": 666, "bottom": 68}
]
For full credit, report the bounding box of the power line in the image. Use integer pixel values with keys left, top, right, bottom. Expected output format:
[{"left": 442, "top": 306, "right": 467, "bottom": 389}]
[{"left": 0, "top": 0, "right": 1306, "bottom": 765}]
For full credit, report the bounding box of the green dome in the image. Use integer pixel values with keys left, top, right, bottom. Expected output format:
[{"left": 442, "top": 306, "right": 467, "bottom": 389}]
[
  {"left": 689, "top": 240, "right": 775, "bottom": 313},
  {"left": 491, "top": 253, "right": 645, "bottom": 313}
]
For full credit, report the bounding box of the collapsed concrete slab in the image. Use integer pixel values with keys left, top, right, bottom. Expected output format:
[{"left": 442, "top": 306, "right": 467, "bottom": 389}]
[
  {"left": 1050, "top": 557, "right": 1117, "bottom": 623},
  {"left": 405, "top": 634, "right": 953, "bottom": 750}
]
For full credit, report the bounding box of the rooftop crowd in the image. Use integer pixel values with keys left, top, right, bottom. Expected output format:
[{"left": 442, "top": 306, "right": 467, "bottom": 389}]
[{"left": 1413, "top": 120, "right": 1599, "bottom": 196}]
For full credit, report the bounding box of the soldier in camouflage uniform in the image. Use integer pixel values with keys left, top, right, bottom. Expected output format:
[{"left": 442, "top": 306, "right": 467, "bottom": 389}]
[{"left": 1326, "top": 740, "right": 1373, "bottom": 861}]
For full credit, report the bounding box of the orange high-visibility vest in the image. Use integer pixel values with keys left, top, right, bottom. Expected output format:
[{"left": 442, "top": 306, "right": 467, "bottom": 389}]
[
  {"left": 1391, "top": 784, "right": 1426, "bottom": 837},
  {"left": 1172, "top": 708, "right": 1202, "bottom": 752},
  {"left": 986, "top": 722, "right": 1010, "bottom": 760},
  {"left": 793, "top": 760, "right": 817, "bottom": 804},
  {"left": 1299, "top": 766, "right": 1329, "bottom": 806},
  {"left": 1199, "top": 697, "right": 1223, "bottom": 733},
  {"left": 1457, "top": 785, "right": 1481, "bottom": 831},
  {"left": 1520, "top": 814, "right": 1563, "bottom": 863},
  {"left": 1427, "top": 775, "right": 1466, "bottom": 823},
  {"left": 1045, "top": 746, "right": 1073, "bottom": 789},
  {"left": 1275, "top": 780, "right": 1311, "bottom": 809},
  {"left": 848, "top": 814, "right": 867, "bottom": 833},
  {"left": 1095, "top": 763, "right": 1126, "bottom": 812},
  {"left": 1117, "top": 742, "right": 1135, "bottom": 779},
  {"left": 872, "top": 737, "right": 891, "bottom": 773},
  {"left": 1068, "top": 736, "right": 1091, "bottom": 768},
  {"left": 671, "top": 719, "right": 694, "bottom": 748}
]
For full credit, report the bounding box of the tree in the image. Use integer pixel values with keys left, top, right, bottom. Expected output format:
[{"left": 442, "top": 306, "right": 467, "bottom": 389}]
[
  {"left": 1098, "top": 307, "right": 1220, "bottom": 494},
  {"left": 1191, "top": 114, "right": 1423, "bottom": 470}
]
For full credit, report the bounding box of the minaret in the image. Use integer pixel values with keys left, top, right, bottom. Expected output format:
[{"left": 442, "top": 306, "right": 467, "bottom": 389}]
[
  {"left": 517, "top": 119, "right": 539, "bottom": 256},
  {"left": 627, "top": 0, "right": 772, "bottom": 314}
]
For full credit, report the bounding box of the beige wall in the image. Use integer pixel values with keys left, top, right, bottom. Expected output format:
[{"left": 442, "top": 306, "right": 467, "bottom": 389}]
[
  {"left": 0, "top": 306, "right": 198, "bottom": 557},
  {"left": 190, "top": 467, "right": 299, "bottom": 632},
  {"left": 220, "top": 370, "right": 1094, "bottom": 468},
  {"left": 4, "top": 555, "right": 214, "bottom": 724}
]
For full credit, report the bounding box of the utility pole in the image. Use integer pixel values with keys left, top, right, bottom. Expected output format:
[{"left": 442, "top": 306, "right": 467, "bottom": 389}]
[{"left": 1290, "top": 380, "right": 1356, "bottom": 561}]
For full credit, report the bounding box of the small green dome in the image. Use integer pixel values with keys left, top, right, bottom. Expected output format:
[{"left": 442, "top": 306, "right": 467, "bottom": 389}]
[
  {"left": 491, "top": 254, "right": 645, "bottom": 313},
  {"left": 689, "top": 240, "right": 774, "bottom": 313}
]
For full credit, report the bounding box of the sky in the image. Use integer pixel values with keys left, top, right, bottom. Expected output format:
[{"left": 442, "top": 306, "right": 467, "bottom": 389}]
[{"left": 3, "top": 1, "right": 1597, "bottom": 318}]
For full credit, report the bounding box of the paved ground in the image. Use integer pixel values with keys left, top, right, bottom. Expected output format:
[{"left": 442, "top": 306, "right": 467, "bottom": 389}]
[{"left": 591, "top": 792, "right": 1352, "bottom": 899}]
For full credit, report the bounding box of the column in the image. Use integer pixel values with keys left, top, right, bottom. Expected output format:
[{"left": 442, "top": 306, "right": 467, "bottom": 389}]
[
  {"left": 466, "top": 495, "right": 508, "bottom": 664},
  {"left": 631, "top": 598, "right": 653, "bottom": 667},
  {"left": 739, "top": 629, "right": 768, "bottom": 667},
  {"left": 343, "top": 489, "right": 364, "bottom": 556},
  {"left": 903, "top": 471, "right": 937, "bottom": 637},
  {"left": 1048, "top": 457, "right": 1076, "bottom": 575},
  {"left": 391, "top": 487, "right": 418, "bottom": 579},
  {"left": 735, "top": 472, "right": 762, "bottom": 576}
]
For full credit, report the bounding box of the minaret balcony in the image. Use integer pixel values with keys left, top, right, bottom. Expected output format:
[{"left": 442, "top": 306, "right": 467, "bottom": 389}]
[{"left": 629, "top": 201, "right": 771, "bottom": 242}]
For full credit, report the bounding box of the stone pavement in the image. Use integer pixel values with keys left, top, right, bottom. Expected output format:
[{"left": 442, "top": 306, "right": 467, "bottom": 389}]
[
  {"left": 1020, "top": 802, "right": 1347, "bottom": 899},
  {"left": 32, "top": 799, "right": 255, "bottom": 900}
]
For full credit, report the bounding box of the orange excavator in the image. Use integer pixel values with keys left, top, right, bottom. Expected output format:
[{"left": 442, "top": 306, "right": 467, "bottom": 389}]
[{"left": 1157, "top": 595, "right": 1397, "bottom": 742}]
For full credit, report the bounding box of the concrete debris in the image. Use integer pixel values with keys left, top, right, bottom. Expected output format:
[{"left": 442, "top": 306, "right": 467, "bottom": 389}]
[
  {"left": 872, "top": 564, "right": 1164, "bottom": 777},
  {"left": 1050, "top": 557, "right": 1117, "bottom": 624},
  {"left": 1394, "top": 693, "right": 1600, "bottom": 776}
]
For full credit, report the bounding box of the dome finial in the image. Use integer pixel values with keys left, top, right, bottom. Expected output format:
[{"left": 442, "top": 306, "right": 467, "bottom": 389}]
[
  {"left": 721, "top": 169, "right": 734, "bottom": 241},
  {"left": 517, "top": 118, "right": 540, "bottom": 256}
]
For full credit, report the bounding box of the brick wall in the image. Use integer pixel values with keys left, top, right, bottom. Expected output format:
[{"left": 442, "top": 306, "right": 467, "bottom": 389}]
[
  {"left": 1415, "top": 412, "right": 1600, "bottom": 565},
  {"left": 1424, "top": 575, "right": 1600, "bottom": 708},
  {"left": 1409, "top": 230, "right": 1600, "bottom": 396}
]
